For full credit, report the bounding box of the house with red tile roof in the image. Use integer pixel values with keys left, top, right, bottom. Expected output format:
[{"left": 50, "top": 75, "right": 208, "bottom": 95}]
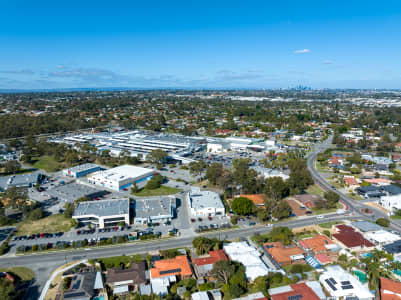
[
  {"left": 150, "top": 255, "right": 193, "bottom": 279},
  {"left": 379, "top": 277, "right": 401, "bottom": 300},
  {"left": 193, "top": 250, "right": 228, "bottom": 278},
  {"left": 299, "top": 234, "right": 336, "bottom": 253},
  {"left": 344, "top": 176, "right": 360, "bottom": 190},
  {"left": 332, "top": 224, "right": 375, "bottom": 251},
  {"left": 262, "top": 242, "right": 305, "bottom": 267},
  {"left": 364, "top": 178, "right": 392, "bottom": 186},
  {"left": 269, "top": 282, "right": 322, "bottom": 300}
]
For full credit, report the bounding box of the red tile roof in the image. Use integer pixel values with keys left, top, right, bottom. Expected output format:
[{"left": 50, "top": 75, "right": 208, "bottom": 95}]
[
  {"left": 333, "top": 225, "right": 374, "bottom": 248},
  {"left": 150, "top": 255, "right": 192, "bottom": 279},
  {"left": 298, "top": 235, "right": 335, "bottom": 252},
  {"left": 315, "top": 253, "right": 331, "bottom": 264},
  {"left": 380, "top": 277, "right": 401, "bottom": 300},
  {"left": 194, "top": 250, "right": 228, "bottom": 266},
  {"left": 240, "top": 194, "right": 265, "bottom": 206},
  {"left": 270, "top": 283, "right": 320, "bottom": 300},
  {"left": 263, "top": 242, "right": 305, "bottom": 266}
]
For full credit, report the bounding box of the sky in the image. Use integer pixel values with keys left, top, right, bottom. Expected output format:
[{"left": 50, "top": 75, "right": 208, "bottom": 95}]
[{"left": 0, "top": 0, "right": 401, "bottom": 90}]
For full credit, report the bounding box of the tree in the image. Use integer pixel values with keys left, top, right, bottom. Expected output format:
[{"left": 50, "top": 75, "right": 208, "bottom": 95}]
[
  {"left": 324, "top": 191, "right": 340, "bottom": 208},
  {"left": 192, "top": 237, "right": 219, "bottom": 255},
  {"left": 231, "top": 197, "right": 255, "bottom": 215},
  {"left": 206, "top": 163, "right": 224, "bottom": 186},
  {"left": 149, "top": 149, "right": 168, "bottom": 164},
  {"left": 376, "top": 218, "right": 390, "bottom": 227},
  {"left": 3, "top": 160, "right": 21, "bottom": 174},
  {"left": 64, "top": 203, "right": 74, "bottom": 218},
  {"left": 211, "top": 260, "right": 236, "bottom": 284},
  {"left": 131, "top": 182, "right": 139, "bottom": 193},
  {"left": 0, "top": 278, "right": 16, "bottom": 299},
  {"left": 264, "top": 177, "right": 289, "bottom": 201},
  {"left": 145, "top": 174, "right": 164, "bottom": 190},
  {"left": 28, "top": 208, "right": 44, "bottom": 221}
]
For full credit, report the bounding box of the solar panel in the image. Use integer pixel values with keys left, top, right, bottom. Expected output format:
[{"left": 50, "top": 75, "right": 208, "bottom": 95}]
[
  {"left": 64, "top": 292, "right": 86, "bottom": 298},
  {"left": 288, "top": 295, "right": 303, "bottom": 300},
  {"left": 342, "top": 285, "right": 353, "bottom": 290},
  {"left": 159, "top": 268, "right": 181, "bottom": 275},
  {"left": 325, "top": 279, "right": 337, "bottom": 291},
  {"left": 329, "top": 277, "right": 337, "bottom": 284}
]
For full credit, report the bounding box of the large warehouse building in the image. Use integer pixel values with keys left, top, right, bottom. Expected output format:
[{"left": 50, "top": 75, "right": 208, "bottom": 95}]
[
  {"left": 73, "top": 198, "right": 130, "bottom": 228},
  {"left": 88, "top": 165, "right": 154, "bottom": 191}
]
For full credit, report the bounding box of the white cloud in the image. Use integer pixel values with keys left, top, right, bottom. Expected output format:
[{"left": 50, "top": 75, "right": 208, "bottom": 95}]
[{"left": 293, "top": 49, "right": 311, "bottom": 54}]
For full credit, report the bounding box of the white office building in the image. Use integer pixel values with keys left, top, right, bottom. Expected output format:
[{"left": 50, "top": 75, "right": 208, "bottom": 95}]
[
  {"left": 134, "top": 197, "right": 176, "bottom": 225},
  {"left": 89, "top": 165, "right": 154, "bottom": 191},
  {"left": 62, "top": 163, "right": 101, "bottom": 178},
  {"left": 319, "top": 265, "right": 374, "bottom": 300},
  {"left": 187, "top": 188, "right": 225, "bottom": 217},
  {"left": 73, "top": 199, "right": 130, "bottom": 228}
]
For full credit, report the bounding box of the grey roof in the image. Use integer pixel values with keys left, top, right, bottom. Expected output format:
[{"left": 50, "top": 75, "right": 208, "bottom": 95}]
[
  {"left": 94, "top": 271, "right": 104, "bottom": 289},
  {"left": 64, "top": 163, "right": 101, "bottom": 174},
  {"left": 74, "top": 198, "right": 129, "bottom": 217},
  {"left": 382, "top": 185, "right": 401, "bottom": 196},
  {"left": 189, "top": 188, "right": 224, "bottom": 210},
  {"left": 134, "top": 197, "right": 174, "bottom": 219},
  {"left": 0, "top": 172, "right": 41, "bottom": 190},
  {"left": 383, "top": 240, "right": 401, "bottom": 254},
  {"left": 46, "top": 183, "right": 106, "bottom": 203},
  {"left": 352, "top": 221, "right": 383, "bottom": 232},
  {"left": 140, "top": 284, "right": 152, "bottom": 296},
  {"left": 63, "top": 271, "right": 96, "bottom": 300}
]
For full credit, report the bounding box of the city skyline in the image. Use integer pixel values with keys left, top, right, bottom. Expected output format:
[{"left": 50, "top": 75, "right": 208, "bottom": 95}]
[{"left": 1, "top": 0, "right": 401, "bottom": 90}]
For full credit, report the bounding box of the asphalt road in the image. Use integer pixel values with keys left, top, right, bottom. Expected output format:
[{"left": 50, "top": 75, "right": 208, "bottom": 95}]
[{"left": 306, "top": 135, "right": 401, "bottom": 232}]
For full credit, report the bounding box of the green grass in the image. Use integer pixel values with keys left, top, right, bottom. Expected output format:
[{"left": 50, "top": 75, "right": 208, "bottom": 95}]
[
  {"left": 315, "top": 161, "right": 330, "bottom": 172},
  {"left": 97, "top": 255, "right": 143, "bottom": 269},
  {"left": 306, "top": 184, "right": 325, "bottom": 197},
  {"left": 30, "top": 156, "right": 64, "bottom": 172},
  {"left": 0, "top": 267, "right": 35, "bottom": 281},
  {"left": 132, "top": 185, "right": 181, "bottom": 197},
  {"left": 313, "top": 202, "right": 343, "bottom": 215},
  {"left": 16, "top": 214, "right": 74, "bottom": 235},
  {"left": 391, "top": 215, "right": 401, "bottom": 220},
  {"left": 319, "top": 221, "right": 342, "bottom": 229},
  {"left": 348, "top": 193, "right": 364, "bottom": 200},
  {"left": 296, "top": 233, "right": 314, "bottom": 239}
]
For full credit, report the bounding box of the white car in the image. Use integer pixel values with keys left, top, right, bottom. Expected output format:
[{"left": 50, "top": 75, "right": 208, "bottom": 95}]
[
  {"left": 266, "top": 223, "right": 274, "bottom": 227},
  {"left": 316, "top": 215, "right": 324, "bottom": 219}
]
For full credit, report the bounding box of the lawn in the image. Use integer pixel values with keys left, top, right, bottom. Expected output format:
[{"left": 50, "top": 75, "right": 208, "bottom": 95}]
[
  {"left": 313, "top": 203, "right": 343, "bottom": 215},
  {"left": 0, "top": 267, "right": 35, "bottom": 281},
  {"left": 30, "top": 156, "right": 64, "bottom": 172},
  {"left": 319, "top": 221, "right": 342, "bottom": 229},
  {"left": 17, "top": 214, "right": 74, "bottom": 235},
  {"left": 306, "top": 184, "right": 325, "bottom": 197},
  {"left": 391, "top": 215, "right": 401, "bottom": 220},
  {"left": 132, "top": 185, "right": 181, "bottom": 197}
]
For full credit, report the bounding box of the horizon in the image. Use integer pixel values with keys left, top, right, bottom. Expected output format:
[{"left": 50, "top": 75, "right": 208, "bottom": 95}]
[{"left": 1, "top": 0, "right": 401, "bottom": 90}]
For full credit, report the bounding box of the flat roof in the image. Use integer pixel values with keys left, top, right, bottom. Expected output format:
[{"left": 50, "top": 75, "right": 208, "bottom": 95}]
[
  {"left": 74, "top": 198, "right": 129, "bottom": 217},
  {"left": 64, "top": 163, "right": 100, "bottom": 173},
  {"left": 134, "top": 197, "right": 174, "bottom": 219},
  {"left": 189, "top": 188, "right": 224, "bottom": 210},
  {"left": 91, "top": 165, "right": 154, "bottom": 182},
  {"left": 352, "top": 221, "right": 383, "bottom": 232},
  {"left": 46, "top": 183, "right": 106, "bottom": 202}
]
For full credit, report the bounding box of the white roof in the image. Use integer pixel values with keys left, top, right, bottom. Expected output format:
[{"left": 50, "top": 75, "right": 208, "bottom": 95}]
[
  {"left": 319, "top": 265, "right": 373, "bottom": 299},
  {"left": 189, "top": 188, "right": 225, "bottom": 210},
  {"left": 364, "top": 230, "right": 401, "bottom": 244},
  {"left": 113, "top": 285, "right": 129, "bottom": 295},
  {"left": 91, "top": 164, "right": 154, "bottom": 182},
  {"left": 223, "top": 242, "right": 269, "bottom": 281},
  {"left": 191, "top": 291, "right": 210, "bottom": 300}
]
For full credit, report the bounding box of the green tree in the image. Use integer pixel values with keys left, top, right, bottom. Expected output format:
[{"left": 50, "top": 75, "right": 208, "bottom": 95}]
[
  {"left": 211, "top": 260, "right": 236, "bottom": 284},
  {"left": 149, "top": 149, "right": 168, "bottom": 165},
  {"left": 206, "top": 163, "right": 224, "bottom": 186},
  {"left": 3, "top": 160, "right": 21, "bottom": 174},
  {"left": 376, "top": 218, "right": 390, "bottom": 227},
  {"left": 231, "top": 197, "right": 255, "bottom": 215}
]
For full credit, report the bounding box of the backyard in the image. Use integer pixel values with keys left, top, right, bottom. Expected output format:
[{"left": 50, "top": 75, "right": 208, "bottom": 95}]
[{"left": 132, "top": 185, "right": 181, "bottom": 197}]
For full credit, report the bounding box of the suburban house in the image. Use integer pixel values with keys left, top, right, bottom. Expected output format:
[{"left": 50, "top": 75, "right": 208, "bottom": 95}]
[
  {"left": 262, "top": 241, "right": 305, "bottom": 267},
  {"left": 106, "top": 262, "right": 147, "bottom": 295}
]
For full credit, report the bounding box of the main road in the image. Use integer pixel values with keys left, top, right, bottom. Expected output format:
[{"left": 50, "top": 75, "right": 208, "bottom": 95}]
[
  {"left": 0, "top": 135, "right": 393, "bottom": 299},
  {"left": 306, "top": 135, "right": 401, "bottom": 231}
]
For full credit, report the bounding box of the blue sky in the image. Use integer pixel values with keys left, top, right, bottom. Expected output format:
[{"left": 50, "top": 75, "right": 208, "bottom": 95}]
[{"left": 1, "top": 0, "right": 401, "bottom": 89}]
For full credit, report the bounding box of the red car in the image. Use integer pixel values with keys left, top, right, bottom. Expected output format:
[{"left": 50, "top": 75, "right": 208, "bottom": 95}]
[
  {"left": 122, "top": 188, "right": 128, "bottom": 191},
  {"left": 40, "top": 233, "right": 45, "bottom": 238}
]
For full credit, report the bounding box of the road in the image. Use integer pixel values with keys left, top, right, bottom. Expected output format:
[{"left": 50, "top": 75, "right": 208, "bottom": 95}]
[
  {"left": 0, "top": 211, "right": 359, "bottom": 299},
  {"left": 1, "top": 135, "right": 397, "bottom": 299},
  {"left": 306, "top": 135, "right": 401, "bottom": 232}
]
